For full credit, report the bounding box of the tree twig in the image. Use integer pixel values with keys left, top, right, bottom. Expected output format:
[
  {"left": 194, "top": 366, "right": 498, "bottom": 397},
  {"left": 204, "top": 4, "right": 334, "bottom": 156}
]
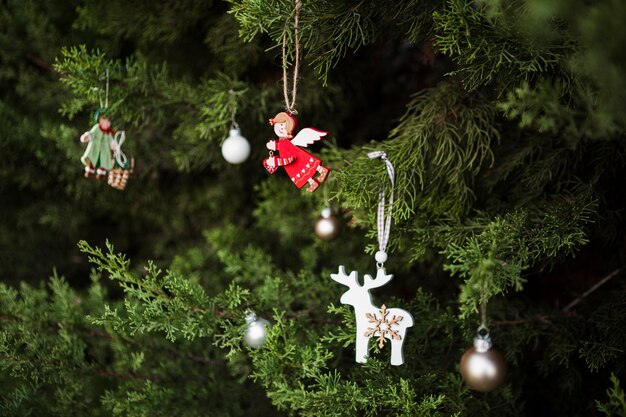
[
  {"left": 563, "top": 268, "right": 622, "bottom": 312},
  {"left": 94, "top": 369, "right": 161, "bottom": 382},
  {"left": 492, "top": 314, "right": 556, "bottom": 326},
  {"left": 26, "top": 54, "right": 59, "bottom": 74}
]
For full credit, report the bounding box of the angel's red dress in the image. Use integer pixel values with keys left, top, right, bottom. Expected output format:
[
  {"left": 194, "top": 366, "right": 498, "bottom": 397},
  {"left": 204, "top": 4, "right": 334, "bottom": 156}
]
[{"left": 270, "top": 139, "right": 321, "bottom": 188}]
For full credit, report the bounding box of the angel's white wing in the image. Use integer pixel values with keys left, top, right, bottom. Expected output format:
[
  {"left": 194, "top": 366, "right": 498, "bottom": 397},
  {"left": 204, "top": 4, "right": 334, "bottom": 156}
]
[{"left": 290, "top": 128, "right": 328, "bottom": 148}]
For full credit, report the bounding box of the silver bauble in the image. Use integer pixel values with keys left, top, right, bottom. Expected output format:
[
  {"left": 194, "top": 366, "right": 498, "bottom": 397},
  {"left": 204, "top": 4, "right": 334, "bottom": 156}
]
[
  {"left": 222, "top": 128, "right": 251, "bottom": 164},
  {"left": 244, "top": 312, "right": 271, "bottom": 349},
  {"left": 314, "top": 207, "right": 340, "bottom": 241},
  {"left": 460, "top": 332, "right": 507, "bottom": 392}
]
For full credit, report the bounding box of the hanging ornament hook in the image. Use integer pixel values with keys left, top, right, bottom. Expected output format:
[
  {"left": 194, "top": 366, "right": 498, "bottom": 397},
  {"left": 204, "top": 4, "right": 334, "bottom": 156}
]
[
  {"left": 367, "top": 151, "right": 395, "bottom": 269},
  {"left": 244, "top": 309, "right": 257, "bottom": 324},
  {"left": 474, "top": 325, "right": 492, "bottom": 352}
]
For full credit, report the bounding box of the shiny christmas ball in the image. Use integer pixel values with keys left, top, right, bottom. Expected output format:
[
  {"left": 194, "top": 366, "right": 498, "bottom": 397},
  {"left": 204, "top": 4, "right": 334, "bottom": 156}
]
[
  {"left": 221, "top": 128, "right": 250, "bottom": 164},
  {"left": 314, "top": 207, "right": 340, "bottom": 241},
  {"left": 460, "top": 335, "right": 507, "bottom": 392},
  {"left": 244, "top": 312, "right": 271, "bottom": 349}
]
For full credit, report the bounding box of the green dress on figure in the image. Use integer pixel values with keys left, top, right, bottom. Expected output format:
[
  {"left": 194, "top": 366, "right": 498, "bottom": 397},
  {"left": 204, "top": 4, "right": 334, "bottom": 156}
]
[{"left": 81, "top": 123, "right": 115, "bottom": 171}]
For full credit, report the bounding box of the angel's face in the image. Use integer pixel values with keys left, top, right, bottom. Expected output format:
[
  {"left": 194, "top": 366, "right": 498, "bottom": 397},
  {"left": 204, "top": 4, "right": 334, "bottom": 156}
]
[
  {"left": 99, "top": 117, "right": 111, "bottom": 130},
  {"left": 274, "top": 122, "right": 288, "bottom": 137}
]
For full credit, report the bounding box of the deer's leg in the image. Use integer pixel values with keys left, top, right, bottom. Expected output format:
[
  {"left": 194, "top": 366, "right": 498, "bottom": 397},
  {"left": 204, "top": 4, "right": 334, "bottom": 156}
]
[
  {"left": 355, "top": 335, "right": 369, "bottom": 363},
  {"left": 390, "top": 335, "right": 406, "bottom": 366}
]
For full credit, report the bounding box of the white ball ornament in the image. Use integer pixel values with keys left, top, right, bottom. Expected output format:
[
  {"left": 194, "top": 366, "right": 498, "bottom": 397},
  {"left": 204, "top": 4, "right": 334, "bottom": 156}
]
[
  {"left": 315, "top": 207, "right": 341, "bottom": 241},
  {"left": 244, "top": 311, "right": 271, "bottom": 349},
  {"left": 221, "top": 128, "right": 250, "bottom": 164}
]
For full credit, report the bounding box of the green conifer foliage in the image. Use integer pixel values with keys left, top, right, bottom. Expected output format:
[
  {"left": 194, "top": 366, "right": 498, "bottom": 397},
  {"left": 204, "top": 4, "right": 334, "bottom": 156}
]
[{"left": 2, "top": 0, "right": 626, "bottom": 416}]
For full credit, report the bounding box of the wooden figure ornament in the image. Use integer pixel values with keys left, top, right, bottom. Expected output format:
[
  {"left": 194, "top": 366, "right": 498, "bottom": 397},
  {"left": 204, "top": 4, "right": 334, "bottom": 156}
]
[
  {"left": 80, "top": 108, "right": 122, "bottom": 179},
  {"left": 264, "top": 112, "right": 330, "bottom": 192},
  {"left": 330, "top": 152, "right": 413, "bottom": 366},
  {"left": 331, "top": 266, "right": 414, "bottom": 366}
]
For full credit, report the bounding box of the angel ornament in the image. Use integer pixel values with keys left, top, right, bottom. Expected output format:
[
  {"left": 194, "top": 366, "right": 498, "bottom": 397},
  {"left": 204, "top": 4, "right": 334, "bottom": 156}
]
[
  {"left": 80, "top": 108, "right": 121, "bottom": 179},
  {"left": 263, "top": 112, "right": 330, "bottom": 192}
]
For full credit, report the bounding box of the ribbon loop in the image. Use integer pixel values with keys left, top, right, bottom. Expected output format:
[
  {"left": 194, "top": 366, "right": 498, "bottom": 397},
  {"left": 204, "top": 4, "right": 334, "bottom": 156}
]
[
  {"left": 113, "top": 131, "right": 128, "bottom": 167},
  {"left": 367, "top": 151, "right": 395, "bottom": 267}
]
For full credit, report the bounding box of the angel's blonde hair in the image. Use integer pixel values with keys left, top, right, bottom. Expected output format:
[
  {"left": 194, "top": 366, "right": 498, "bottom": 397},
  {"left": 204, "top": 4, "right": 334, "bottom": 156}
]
[{"left": 271, "top": 112, "right": 297, "bottom": 134}]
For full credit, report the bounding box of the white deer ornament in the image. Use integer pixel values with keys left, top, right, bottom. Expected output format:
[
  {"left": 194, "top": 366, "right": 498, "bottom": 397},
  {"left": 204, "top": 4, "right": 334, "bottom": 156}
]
[{"left": 331, "top": 265, "right": 414, "bottom": 366}]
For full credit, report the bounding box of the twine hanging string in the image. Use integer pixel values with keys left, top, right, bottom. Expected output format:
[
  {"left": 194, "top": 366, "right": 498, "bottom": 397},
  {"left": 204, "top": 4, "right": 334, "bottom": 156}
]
[
  {"left": 323, "top": 180, "right": 330, "bottom": 208},
  {"left": 367, "top": 151, "right": 395, "bottom": 268},
  {"left": 228, "top": 89, "right": 240, "bottom": 130},
  {"left": 281, "top": 0, "right": 302, "bottom": 115},
  {"left": 480, "top": 276, "right": 488, "bottom": 329},
  {"left": 480, "top": 300, "right": 488, "bottom": 329},
  {"left": 98, "top": 68, "right": 110, "bottom": 109},
  {"left": 476, "top": 268, "right": 492, "bottom": 346},
  {"left": 105, "top": 68, "right": 110, "bottom": 108}
]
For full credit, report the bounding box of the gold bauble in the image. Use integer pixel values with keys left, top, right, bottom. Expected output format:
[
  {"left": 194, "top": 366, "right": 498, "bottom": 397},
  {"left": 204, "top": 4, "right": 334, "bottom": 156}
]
[
  {"left": 315, "top": 207, "right": 340, "bottom": 241},
  {"left": 460, "top": 346, "right": 507, "bottom": 392}
]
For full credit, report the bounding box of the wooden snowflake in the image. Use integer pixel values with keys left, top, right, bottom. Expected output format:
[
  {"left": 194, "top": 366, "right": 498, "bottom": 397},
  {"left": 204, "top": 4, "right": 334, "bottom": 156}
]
[{"left": 364, "top": 304, "right": 404, "bottom": 348}]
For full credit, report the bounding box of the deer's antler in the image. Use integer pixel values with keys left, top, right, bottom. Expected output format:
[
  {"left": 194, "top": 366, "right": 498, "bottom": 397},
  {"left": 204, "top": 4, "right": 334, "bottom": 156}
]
[
  {"left": 362, "top": 268, "right": 393, "bottom": 290},
  {"left": 330, "top": 266, "right": 359, "bottom": 287}
]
